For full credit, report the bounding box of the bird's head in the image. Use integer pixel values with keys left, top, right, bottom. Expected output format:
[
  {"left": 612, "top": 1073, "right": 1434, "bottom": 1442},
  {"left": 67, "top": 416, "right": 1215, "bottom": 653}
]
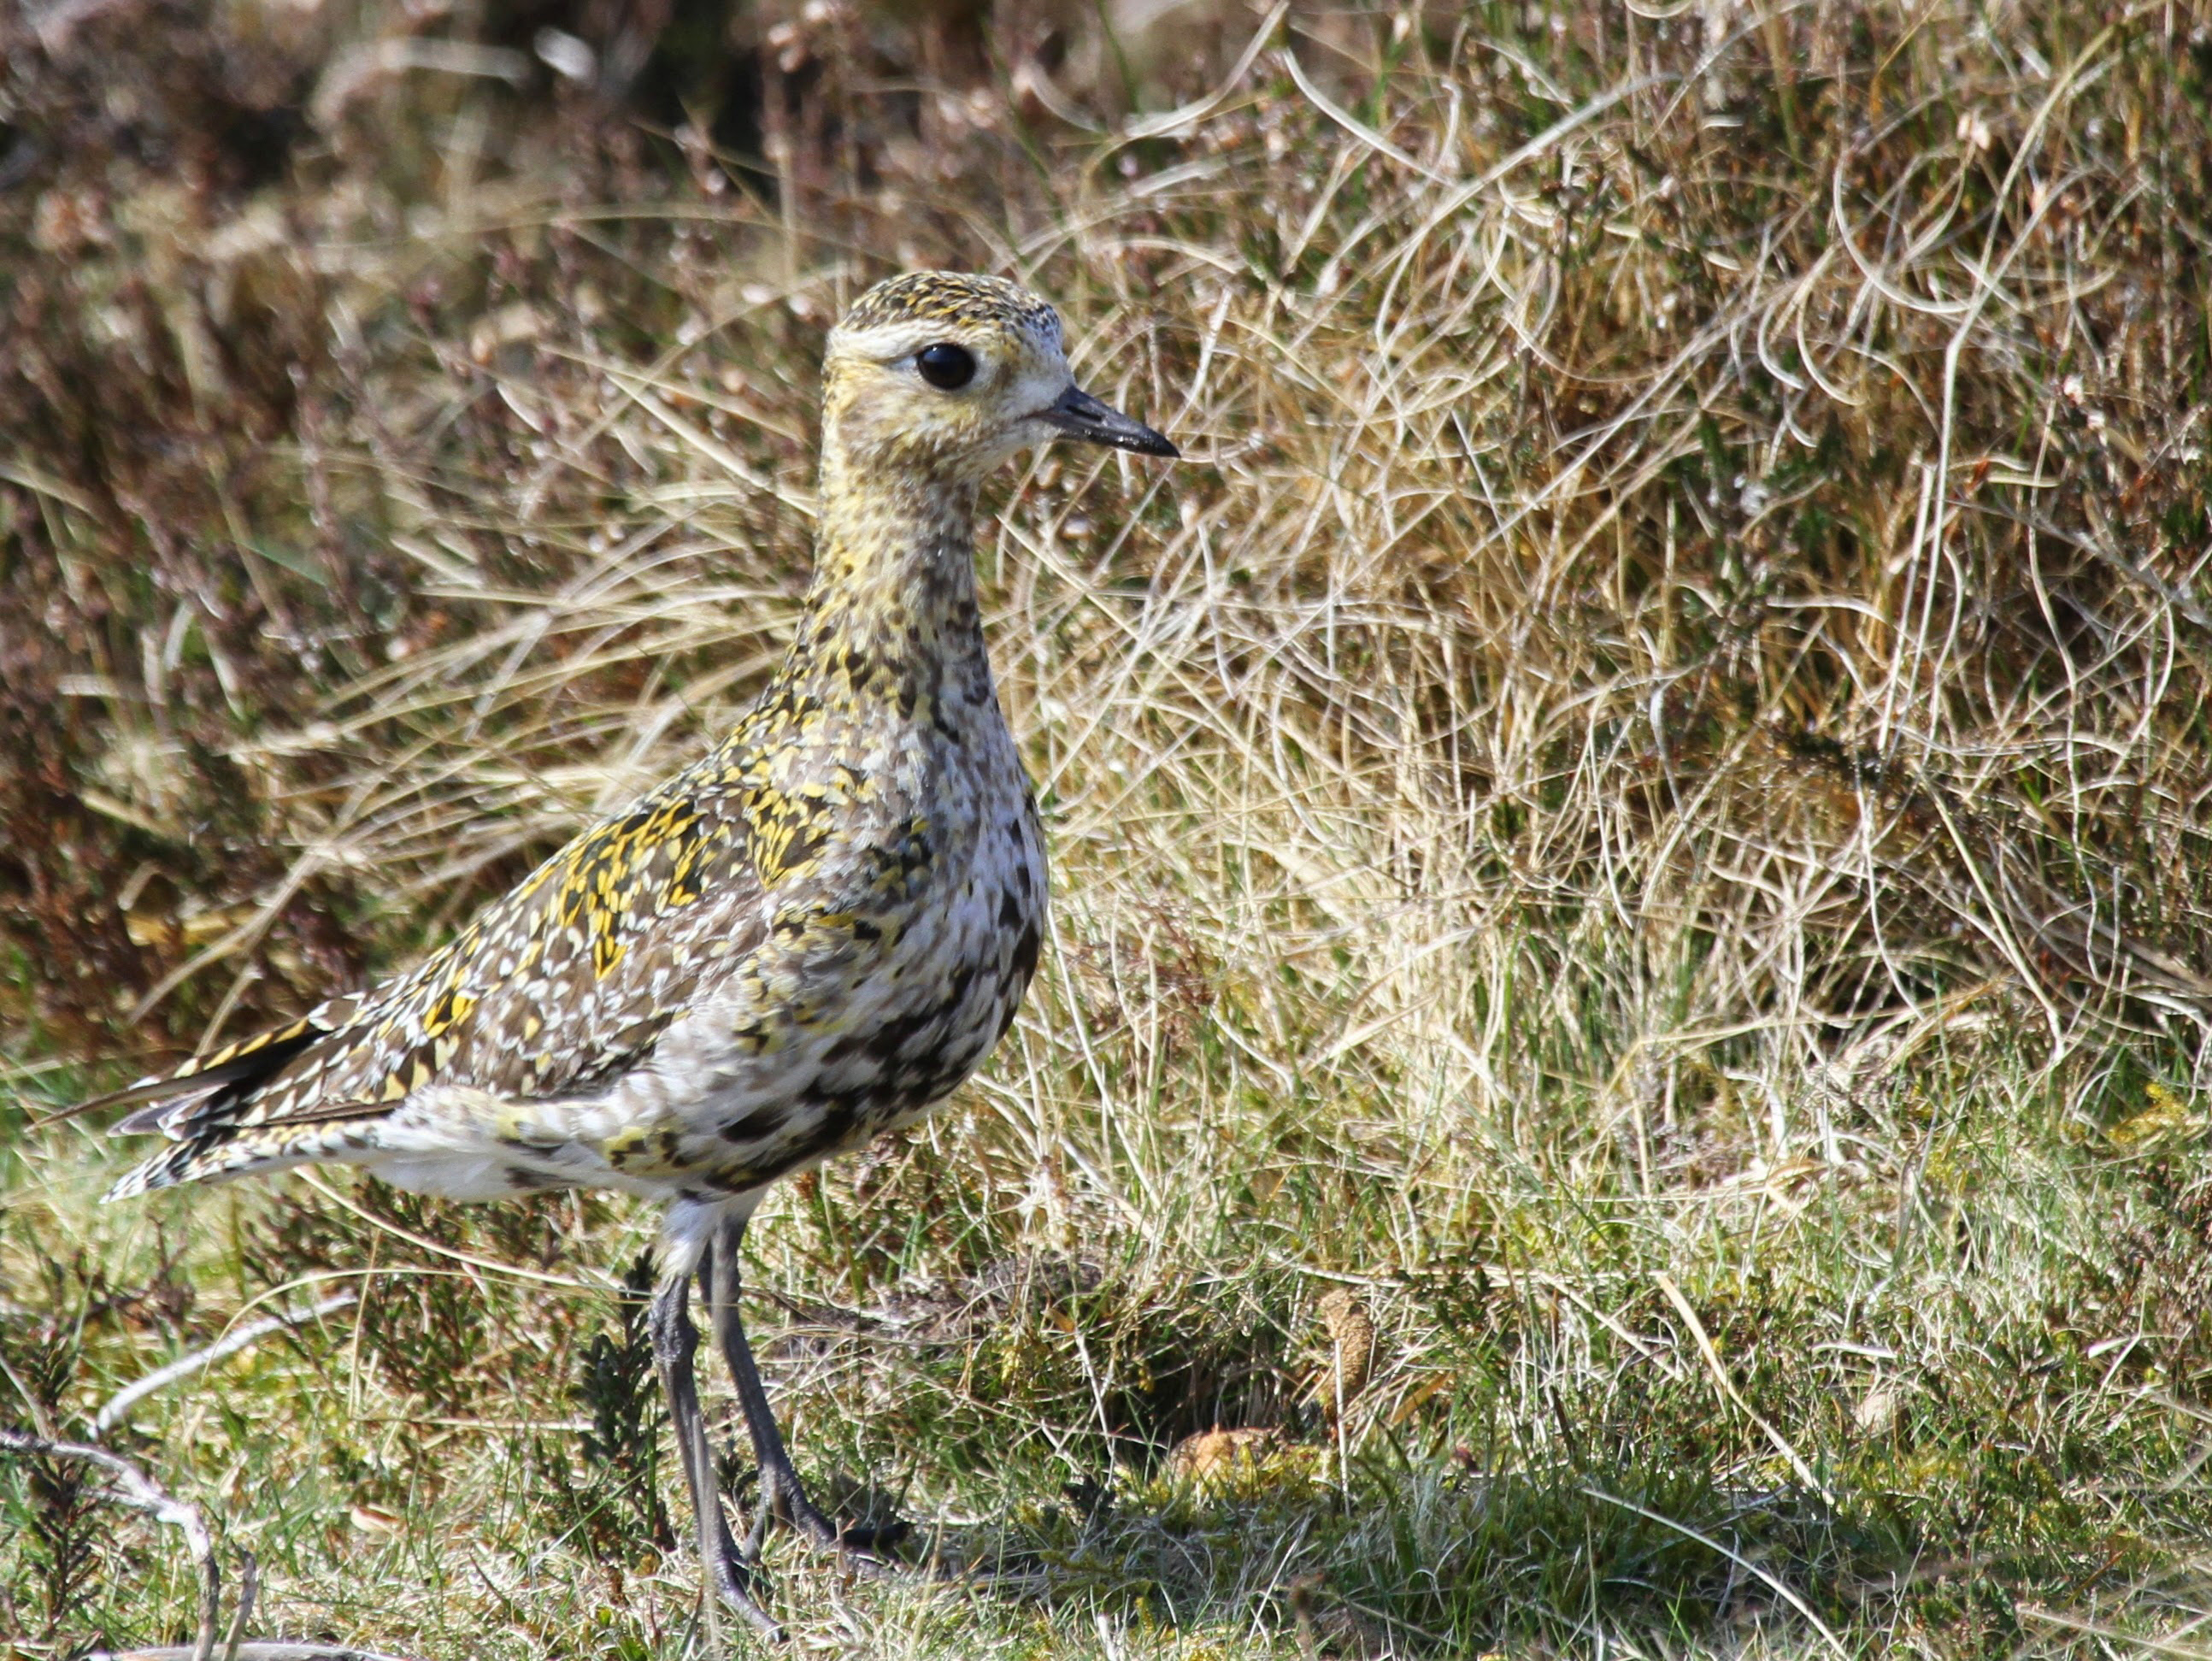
[{"left": 821, "top": 271, "right": 1178, "bottom": 486}]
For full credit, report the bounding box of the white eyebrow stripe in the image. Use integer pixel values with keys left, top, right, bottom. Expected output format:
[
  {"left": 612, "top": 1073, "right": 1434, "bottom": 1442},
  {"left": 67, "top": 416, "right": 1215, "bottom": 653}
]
[
  {"left": 830, "top": 322, "right": 968, "bottom": 362},
  {"left": 830, "top": 317, "right": 1065, "bottom": 367}
]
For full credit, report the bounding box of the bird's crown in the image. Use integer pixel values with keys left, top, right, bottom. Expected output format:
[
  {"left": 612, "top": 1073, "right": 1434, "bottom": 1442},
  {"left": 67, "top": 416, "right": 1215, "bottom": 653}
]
[{"left": 837, "top": 271, "right": 1061, "bottom": 340}]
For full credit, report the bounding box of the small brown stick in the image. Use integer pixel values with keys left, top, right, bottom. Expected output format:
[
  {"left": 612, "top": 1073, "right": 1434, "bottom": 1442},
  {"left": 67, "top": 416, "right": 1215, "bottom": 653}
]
[{"left": 222, "top": 1552, "right": 258, "bottom": 1661}]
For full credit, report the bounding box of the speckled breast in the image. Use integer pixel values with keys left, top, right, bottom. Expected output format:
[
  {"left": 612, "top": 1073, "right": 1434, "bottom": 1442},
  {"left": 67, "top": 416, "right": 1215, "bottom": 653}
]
[
  {"left": 820, "top": 756, "right": 1048, "bottom": 1137},
  {"left": 911, "top": 838, "right": 1039, "bottom": 1093},
  {"left": 645, "top": 713, "right": 1049, "bottom": 1198}
]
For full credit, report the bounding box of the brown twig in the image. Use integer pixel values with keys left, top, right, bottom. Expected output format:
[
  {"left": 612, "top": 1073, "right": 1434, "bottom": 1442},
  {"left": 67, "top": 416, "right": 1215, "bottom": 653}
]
[
  {"left": 0, "top": 1428, "right": 221, "bottom": 1661},
  {"left": 0, "top": 1435, "right": 421, "bottom": 1661}
]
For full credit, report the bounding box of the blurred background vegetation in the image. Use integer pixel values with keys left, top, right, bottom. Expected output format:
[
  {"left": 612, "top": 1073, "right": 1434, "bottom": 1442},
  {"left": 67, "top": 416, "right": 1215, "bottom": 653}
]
[{"left": 5, "top": 0, "right": 2212, "bottom": 1655}]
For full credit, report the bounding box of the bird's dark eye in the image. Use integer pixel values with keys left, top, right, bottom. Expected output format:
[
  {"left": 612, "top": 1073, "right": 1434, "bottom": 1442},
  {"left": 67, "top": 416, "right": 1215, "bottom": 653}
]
[{"left": 915, "top": 343, "right": 976, "bottom": 391}]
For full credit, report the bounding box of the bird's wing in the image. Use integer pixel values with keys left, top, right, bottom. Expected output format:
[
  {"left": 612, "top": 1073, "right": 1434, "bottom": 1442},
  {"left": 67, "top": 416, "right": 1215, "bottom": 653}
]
[{"left": 89, "top": 755, "right": 771, "bottom": 1152}]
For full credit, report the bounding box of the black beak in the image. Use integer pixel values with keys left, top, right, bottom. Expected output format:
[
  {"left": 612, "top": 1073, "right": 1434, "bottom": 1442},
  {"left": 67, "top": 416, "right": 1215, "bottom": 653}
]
[{"left": 1035, "top": 385, "right": 1180, "bottom": 458}]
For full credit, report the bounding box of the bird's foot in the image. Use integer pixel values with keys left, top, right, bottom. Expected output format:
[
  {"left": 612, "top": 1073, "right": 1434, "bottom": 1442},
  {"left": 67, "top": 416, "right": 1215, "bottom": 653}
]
[
  {"left": 702, "top": 1534, "right": 785, "bottom": 1643},
  {"left": 739, "top": 1467, "right": 904, "bottom": 1576}
]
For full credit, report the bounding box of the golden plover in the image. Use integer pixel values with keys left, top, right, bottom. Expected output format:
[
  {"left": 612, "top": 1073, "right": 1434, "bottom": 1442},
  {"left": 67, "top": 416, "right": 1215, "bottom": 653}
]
[{"left": 75, "top": 271, "right": 1179, "bottom": 1637}]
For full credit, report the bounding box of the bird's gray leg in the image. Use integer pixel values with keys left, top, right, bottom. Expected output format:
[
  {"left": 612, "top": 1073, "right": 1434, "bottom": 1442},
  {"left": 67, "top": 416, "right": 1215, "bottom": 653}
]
[
  {"left": 707, "top": 1211, "right": 896, "bottom": 1564},
  {"left": 649, "top": 1267, "right": 784, "bottom": 1640}
]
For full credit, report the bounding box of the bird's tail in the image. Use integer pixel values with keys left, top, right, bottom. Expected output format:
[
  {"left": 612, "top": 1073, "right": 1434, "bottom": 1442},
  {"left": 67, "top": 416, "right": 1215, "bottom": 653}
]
[{"left": 103, "top": 1110, "right": 394, "bottom": 1202}]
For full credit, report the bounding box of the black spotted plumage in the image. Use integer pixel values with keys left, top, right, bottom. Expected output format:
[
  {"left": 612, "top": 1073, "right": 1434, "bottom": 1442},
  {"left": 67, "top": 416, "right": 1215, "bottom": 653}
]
[{"left": 78, "top": 270, "right": 1179, "bottom": 1636}]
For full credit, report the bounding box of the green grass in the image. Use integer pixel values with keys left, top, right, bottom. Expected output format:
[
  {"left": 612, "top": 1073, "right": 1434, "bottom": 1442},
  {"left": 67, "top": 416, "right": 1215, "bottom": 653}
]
[{"left": 7, "top": 1, "right": 2212, "bottom": 1654}]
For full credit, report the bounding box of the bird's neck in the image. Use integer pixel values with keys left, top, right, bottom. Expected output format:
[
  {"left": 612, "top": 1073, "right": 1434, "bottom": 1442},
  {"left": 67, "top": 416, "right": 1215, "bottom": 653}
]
[{"left": 777, "top": 459, "right": 994, "bottom": 711}]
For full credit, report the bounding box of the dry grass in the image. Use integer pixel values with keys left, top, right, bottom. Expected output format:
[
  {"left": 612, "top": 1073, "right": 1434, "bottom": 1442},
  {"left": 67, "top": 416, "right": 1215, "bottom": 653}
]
[{"left": 7, "top": 0, "right": 2212, "bottom": 1655}]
